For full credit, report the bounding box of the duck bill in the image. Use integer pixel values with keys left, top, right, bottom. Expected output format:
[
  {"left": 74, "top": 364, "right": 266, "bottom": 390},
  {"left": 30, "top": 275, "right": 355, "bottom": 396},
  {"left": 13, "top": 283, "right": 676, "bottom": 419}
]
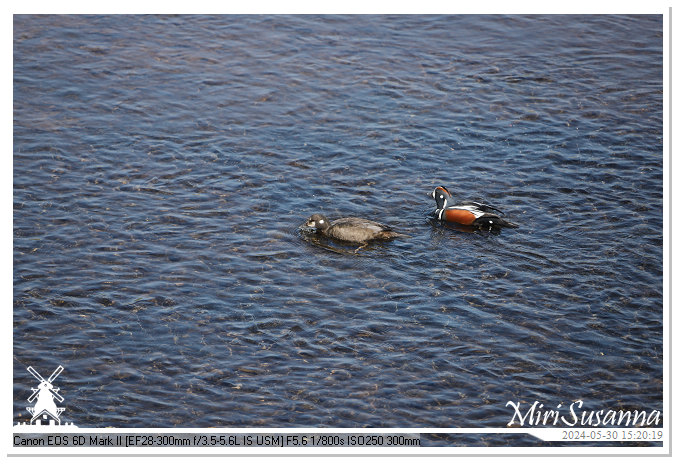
[{"left": 299, "top": 224, "right": 318, "bottom": 233}]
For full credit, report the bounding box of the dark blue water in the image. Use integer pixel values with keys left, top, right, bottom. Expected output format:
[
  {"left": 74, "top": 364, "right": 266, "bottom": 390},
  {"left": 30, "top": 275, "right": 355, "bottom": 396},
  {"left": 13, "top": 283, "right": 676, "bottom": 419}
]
[{"left": 14, "top": 15, "right": 663, "bottom": 445}]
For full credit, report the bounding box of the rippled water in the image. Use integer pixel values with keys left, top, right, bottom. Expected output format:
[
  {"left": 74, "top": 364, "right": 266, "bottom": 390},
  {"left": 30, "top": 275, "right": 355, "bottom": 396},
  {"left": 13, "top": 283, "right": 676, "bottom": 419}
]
[{"left": 14, "top": 15, "right": 663, "bottom": 445}]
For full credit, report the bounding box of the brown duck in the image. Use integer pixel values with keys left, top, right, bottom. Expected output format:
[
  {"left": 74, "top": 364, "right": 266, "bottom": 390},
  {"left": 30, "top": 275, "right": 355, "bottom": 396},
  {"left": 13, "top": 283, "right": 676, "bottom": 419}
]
[{"left": 302, "top": 214, "right": 404, "bottom": 244}]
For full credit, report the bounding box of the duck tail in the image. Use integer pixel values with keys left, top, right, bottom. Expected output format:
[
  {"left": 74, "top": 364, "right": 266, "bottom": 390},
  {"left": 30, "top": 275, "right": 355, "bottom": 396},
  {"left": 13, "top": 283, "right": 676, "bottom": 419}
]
[
  {"left": 380, "top": 230, "right": 410, "bottom": 240},
  {"left": 475, "top": 216, "right": 519, "bottom": 229},
  {"left": 493, "top": 217, "right": 519, "bottom": 229}
]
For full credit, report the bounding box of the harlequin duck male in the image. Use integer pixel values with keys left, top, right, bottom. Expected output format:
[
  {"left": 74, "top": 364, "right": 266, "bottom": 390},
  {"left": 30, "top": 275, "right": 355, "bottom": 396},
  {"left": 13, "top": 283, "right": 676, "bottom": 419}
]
[
  {"left": 302, "top": 214, "right": 404, "bottom": 244},
  {"left": 429, "top": 186, "right": 518, "bottom": 230}
]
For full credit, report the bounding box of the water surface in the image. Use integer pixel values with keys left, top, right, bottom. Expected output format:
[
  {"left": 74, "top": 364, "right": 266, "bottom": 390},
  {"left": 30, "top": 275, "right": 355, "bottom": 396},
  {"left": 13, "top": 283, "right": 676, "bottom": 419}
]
[{"left": 13, "top": 15, "right": 663, "bottom": 445}]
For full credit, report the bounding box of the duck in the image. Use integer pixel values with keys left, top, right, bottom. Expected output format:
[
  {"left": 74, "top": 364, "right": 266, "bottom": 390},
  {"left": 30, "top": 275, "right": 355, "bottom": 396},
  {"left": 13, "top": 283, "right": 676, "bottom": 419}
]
[
  {"left": 429, "top": 186, "right": 518, "bottom": 230},
  {"left": 302, "top": 214, "right": 404, "bottom": 244}
]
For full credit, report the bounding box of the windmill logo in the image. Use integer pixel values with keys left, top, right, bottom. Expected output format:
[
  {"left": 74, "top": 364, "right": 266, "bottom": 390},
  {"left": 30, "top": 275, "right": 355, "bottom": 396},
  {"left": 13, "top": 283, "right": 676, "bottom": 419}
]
[{"left": 15, "top": 365, "right": 77, "bottom": 429}]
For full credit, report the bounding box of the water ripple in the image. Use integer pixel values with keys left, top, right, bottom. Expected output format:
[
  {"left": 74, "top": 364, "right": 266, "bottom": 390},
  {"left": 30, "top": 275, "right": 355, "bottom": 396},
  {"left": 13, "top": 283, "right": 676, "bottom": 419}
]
[{"left": 13, "top": 14, "right": 662, "bottom": 443}]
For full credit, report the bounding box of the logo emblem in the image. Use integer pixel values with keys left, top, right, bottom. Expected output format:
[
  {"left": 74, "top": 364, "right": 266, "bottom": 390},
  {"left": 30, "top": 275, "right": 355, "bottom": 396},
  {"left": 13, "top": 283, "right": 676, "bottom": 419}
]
[{"left": 15, "top": 365, "right": 77, "bottom": 429}]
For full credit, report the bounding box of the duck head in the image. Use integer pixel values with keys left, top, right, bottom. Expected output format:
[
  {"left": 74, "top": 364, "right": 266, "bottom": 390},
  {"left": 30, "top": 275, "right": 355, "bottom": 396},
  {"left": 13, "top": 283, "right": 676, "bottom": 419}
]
[
  {"left": 430, "top": 186, "right": 452, "bottom": 209},
  {"left": 303, "top": 214, "right": 331, "bottom": 232}
]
